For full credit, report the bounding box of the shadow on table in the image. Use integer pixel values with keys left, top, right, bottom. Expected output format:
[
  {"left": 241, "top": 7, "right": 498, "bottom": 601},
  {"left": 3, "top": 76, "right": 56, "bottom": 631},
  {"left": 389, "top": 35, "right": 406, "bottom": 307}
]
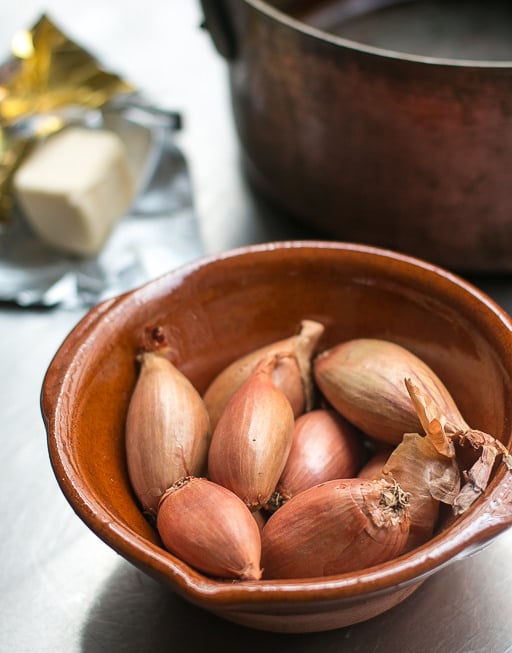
[
  {"left": 79, "top": 557, "right": 453, "bottom": 653},
  {"left": 80, "top": 530, "right": 512, "bottom": 653}
]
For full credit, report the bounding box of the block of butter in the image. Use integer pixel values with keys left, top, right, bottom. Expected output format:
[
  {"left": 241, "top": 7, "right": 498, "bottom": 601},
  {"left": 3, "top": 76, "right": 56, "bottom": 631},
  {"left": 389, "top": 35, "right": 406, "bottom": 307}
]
[{"left": 13, "top": 126, "right": 136, "bottom": 257}]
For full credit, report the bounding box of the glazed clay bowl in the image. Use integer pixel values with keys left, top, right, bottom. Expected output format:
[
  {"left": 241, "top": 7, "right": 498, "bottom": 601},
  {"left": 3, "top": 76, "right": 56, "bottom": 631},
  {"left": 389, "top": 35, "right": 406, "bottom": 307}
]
[{"left": 42, "top": 241, "right": 512, "bottom": 633}]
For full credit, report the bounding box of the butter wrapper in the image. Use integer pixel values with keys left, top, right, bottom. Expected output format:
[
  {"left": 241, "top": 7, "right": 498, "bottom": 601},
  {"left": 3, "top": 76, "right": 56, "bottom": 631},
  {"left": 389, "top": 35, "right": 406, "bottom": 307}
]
[
  {"left": 0, "top": 13, "right": 135, "bottom": 222},
  {"left": 0, "top": 13, "right": 133, "bottom": 123},
  {"left": 0, "top": 15, "right": 203, "bottom": 309}
]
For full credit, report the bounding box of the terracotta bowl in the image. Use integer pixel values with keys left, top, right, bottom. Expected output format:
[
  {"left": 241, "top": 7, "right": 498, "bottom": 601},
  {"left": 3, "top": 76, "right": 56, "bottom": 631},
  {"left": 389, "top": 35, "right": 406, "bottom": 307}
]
[{"left": 42, "top": 241, "right": 512, "bottom": 633}]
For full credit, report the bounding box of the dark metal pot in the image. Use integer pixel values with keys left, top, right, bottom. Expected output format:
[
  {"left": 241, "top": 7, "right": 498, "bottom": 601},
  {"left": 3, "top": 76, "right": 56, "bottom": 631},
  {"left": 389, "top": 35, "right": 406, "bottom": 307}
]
[{"left": 200, "top": 0, "right": 512, "bottom": 272}]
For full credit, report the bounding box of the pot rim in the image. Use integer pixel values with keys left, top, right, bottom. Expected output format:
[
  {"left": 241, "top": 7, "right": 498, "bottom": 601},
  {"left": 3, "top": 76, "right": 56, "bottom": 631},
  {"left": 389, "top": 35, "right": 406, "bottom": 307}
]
[
  {"left": 243, "top": 0, "right": 512, "bottom": 69},
  {"left": 43, "top": 240, "right": 512, "bottom": 609}
]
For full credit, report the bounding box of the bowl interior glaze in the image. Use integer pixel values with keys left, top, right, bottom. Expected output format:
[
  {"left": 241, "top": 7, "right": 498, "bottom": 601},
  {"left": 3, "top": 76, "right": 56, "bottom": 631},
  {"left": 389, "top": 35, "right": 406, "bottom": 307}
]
[{"left": 42, "top": 241, "right": 512, "bottom": 633}]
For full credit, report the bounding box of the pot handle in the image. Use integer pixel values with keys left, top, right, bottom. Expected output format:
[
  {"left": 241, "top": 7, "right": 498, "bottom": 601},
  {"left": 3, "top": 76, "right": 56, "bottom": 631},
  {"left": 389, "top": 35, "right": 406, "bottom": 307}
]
[{"left": 200, "top": 0, "right": 237, "bottom": 60}]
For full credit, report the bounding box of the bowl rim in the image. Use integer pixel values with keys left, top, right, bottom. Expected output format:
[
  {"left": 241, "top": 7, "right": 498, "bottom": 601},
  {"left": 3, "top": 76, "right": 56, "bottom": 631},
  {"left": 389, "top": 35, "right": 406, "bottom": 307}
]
[{"left": 42, "top": 240, "right": 512, "bottom": 609}]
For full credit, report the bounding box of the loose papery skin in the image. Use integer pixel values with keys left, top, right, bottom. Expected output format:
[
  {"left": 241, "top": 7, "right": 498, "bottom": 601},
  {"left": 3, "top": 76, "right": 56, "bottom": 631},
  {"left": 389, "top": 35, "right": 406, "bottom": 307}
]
[
  {"left": 313, "top": 338, "right": 468, "bottom": 445},
  {"left": 203, "top": 319, "right": 325, "bottom": 430},
  {"left": 125, "top": 351, "right": 211, "bottom": 517},
  {"left": 403, "top": 378, "right": 512, "bottom": 518},
  {"left": 354, "top": 378, "right": 461, "bottom": 549},
  {"left": 261, "top": 478, "right": 410, "bottom": 579},
  {"left": 156, "top": 477, "right": 262, "bottom": 581},
  {"left": 381, "top": 428, "right": 460, "bottom": 549},
  {"left": 207, "top": 354, "right": 295, "bottom": 510},
  {"left": 272, "top": 409, "right": 366, "bottom": 505}
]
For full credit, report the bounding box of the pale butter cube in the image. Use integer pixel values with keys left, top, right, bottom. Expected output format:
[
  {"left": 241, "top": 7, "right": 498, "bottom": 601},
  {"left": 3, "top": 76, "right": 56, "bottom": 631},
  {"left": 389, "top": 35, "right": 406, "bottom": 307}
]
[{"left": 14, "top": 127, "right": 135, "bottom": 257}]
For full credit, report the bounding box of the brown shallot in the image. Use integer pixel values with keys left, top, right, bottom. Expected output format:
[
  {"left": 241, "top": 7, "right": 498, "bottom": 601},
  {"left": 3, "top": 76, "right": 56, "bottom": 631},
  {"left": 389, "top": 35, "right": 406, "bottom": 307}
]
[
  {"left": 380, "top": 378, "right": 512, "bottom": 549},
  {"left": 203, "top": 319, "right": 325, "bottom": 429},
  {"left": 261, "top": 478, "right": 410, "bottom": 579},
  {"left": 404, "top": 378, "right": 512, "bottom": 516},
  {"left": 157, "top": 476, "right": 262, "bottom": 581},
  {"left": 207, "top": 354, "right": 295, "bottom": 510},
  {"left": 358, "top": 449, "right": 393, "bottom": 480},
  {"left": 313, "top": 338, "right": 467, "bottom": 445},
  {"left": 125, "top": 350, "right": 211, "bottom": 517},
  {"left": 268, "top": 409, "right": 365, "bottom": 509}
]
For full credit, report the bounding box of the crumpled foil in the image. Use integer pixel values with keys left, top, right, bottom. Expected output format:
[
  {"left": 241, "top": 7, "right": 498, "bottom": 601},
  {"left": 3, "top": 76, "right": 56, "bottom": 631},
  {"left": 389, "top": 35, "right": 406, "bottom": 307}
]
[{"left": 0, "top": 14, "right": 204, "bottom": 309}]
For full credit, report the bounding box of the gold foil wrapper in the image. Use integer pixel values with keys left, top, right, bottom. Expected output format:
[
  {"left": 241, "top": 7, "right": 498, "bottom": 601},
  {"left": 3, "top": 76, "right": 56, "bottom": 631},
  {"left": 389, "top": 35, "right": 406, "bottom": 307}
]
[
  {"left": 0, "top": 131, "right": 32, "bottom": 224},
  {"left": 0, "top": 14, "right": 135, "bottom": 222}
]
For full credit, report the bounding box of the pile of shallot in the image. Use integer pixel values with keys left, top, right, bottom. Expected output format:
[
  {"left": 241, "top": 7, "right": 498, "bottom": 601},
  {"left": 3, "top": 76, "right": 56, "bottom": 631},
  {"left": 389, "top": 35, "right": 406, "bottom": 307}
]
[{"left": 125, "top": 320, "right": 512, "bottom": 582}]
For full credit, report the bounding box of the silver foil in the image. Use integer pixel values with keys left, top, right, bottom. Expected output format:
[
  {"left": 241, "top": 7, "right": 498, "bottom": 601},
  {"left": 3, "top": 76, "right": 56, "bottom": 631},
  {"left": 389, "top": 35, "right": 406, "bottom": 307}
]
[{"left": 0, "top": 99, "right": 203, "bottom": 309}]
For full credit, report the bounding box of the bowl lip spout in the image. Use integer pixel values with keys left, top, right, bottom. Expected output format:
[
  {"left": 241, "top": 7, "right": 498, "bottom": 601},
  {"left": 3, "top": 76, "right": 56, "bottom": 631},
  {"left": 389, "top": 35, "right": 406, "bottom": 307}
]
[{"left": 42, "top": 239, "right": 512, "bottom": 609}]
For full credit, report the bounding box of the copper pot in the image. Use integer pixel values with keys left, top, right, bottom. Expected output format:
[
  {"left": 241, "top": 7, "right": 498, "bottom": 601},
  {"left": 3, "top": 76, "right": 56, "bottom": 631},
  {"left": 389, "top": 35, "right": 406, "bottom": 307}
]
[{"left": 200, "top": 0, "right": 512, "bottom": 271}]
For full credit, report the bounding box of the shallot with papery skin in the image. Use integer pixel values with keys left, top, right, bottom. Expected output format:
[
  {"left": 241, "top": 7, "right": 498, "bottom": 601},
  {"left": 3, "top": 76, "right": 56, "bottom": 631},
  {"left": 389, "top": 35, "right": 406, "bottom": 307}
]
[
  {"left": 403, "top": 378, "right": 512, "bottom": 517},
  {"left": 125, "top": 350, "right": 211, "bottom": 517},
  {"left": 203, "top": 319, "right": 325, "bottom": 429},
  {"left": 207, "top": 353, "right": 295, "bottom": 510},
  {"left": 261, "top": 478, "right": 410, "bottom": 579},
  {"left": 380, "top": 414, "right": 460, "bottom": 548},
  {"left": 268, "top": 409, "right": 365, "bottom": 509},
  {"left": 377, "top": 378, "right": 512, "bottom": 549},
  {"left": 313, "top": 338, "right": 468, "bottom": 445},
  {"left": 358, "top": 449, "right": 393, "bottom": 480},
  {"left": 157, "top": 476, "right": 262, "bottom": 581}
]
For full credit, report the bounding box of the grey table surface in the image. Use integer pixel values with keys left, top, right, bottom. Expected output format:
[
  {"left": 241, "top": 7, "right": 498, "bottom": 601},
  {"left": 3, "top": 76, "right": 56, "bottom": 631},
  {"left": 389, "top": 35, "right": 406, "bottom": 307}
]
[{"left": 1, "top": 3, "right": 512, "bottom": 652}]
